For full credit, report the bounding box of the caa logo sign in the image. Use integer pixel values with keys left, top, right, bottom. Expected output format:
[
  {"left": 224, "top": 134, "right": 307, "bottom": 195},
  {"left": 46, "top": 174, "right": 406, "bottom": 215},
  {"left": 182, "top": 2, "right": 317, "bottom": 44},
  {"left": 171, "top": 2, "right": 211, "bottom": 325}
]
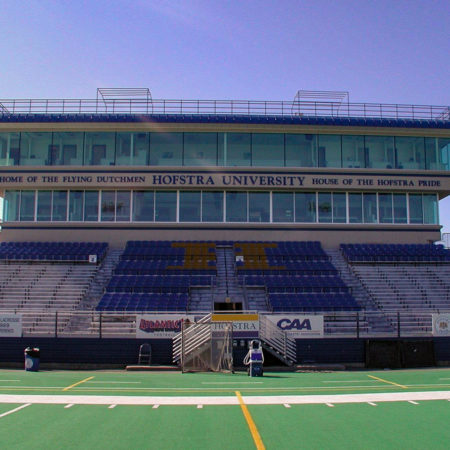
[{"left": 277, "top": 318, "right": 311, "bottom": 331}]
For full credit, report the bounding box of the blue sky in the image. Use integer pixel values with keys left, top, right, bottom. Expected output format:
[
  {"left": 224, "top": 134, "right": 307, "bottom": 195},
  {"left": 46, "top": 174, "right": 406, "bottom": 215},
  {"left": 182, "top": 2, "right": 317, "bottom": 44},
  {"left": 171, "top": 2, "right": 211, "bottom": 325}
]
[{"left": 1, "top": 0, "right": 449, "bottom": 234}]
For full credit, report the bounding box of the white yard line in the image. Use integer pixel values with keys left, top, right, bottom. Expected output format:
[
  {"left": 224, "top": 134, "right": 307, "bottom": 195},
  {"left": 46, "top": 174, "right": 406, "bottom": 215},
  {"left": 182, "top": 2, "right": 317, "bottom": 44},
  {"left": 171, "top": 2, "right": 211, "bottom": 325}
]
[
  {"left": 0, "top": 391, "right": 449, "bottom": 407},
  {"left": 64, "top": 404, "right": 74, "bottom": 409},
  {"left": 0, "top": 403, "right": 31, "bottom": 418}
]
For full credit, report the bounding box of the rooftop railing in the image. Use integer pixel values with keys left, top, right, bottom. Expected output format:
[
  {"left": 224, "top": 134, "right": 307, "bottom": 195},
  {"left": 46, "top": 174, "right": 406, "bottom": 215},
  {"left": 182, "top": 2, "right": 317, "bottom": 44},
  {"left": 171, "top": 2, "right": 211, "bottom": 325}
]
[{"left": 0, "top": 98, "right": 449, "bottom": 120}]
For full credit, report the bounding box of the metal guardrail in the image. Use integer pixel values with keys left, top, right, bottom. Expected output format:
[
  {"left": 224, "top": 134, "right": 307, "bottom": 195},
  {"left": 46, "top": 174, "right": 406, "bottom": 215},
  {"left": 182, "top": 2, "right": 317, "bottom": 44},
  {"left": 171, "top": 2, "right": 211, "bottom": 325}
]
[
  {"left": 3, "top": 309, "right": 449, "bottom": 339},
  {"left": 0, "top": 98, "right": 449, "bottom": 120},
  {"left": 259, "top": 314, "right": 296, "bottom": 363},
  {"left": 172, "top": 313, "right": 212, "bottom": 364}
]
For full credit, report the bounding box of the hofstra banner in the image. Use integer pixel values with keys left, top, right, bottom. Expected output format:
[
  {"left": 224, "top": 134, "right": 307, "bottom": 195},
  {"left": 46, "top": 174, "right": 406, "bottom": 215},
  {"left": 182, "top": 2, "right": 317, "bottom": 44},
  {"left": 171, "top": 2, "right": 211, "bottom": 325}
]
[
  {"left": 432, "top": 314, "right": 450, "bottom": 336},
  {"left": 136, "top": 314, "right": 197, "bottom": 338},
  {"left": 0, "top": 170, "right": 446, "bottom": 191},
  {"left": 266, "top": 315, "right": 324, "bottom": 338},
  {"left": 211, "top": 313, "right": 259, "bottom": 338}
]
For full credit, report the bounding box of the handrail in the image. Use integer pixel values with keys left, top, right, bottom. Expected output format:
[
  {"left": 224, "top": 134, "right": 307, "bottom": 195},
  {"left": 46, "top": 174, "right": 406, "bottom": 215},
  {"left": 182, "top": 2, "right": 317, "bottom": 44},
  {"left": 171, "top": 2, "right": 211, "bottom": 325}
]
[
  {"left": 0, "top": 98, "right": 448, "bottom": 121},
  {"left": 259, "top": 314, "right": 296, "bottom": 363}
]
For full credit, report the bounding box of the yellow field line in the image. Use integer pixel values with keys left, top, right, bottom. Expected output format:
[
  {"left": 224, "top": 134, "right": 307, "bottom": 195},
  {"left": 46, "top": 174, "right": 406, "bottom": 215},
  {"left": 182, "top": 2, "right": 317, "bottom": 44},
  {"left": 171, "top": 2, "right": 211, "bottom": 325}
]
[
  {"left": 63, "top": 376, "right": 95, "bottom": 391},
  {"left": 368, "top": 375, "right": 407, "bottom": 389},
  {"left": 235, "top": 391, "right": 265, "bottom": 450}
]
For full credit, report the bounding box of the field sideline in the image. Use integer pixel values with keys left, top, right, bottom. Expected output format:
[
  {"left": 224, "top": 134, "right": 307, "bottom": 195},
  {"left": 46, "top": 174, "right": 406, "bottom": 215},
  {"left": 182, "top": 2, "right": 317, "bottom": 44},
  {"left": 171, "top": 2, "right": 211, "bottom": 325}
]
[{"left": 0, "top": 368, "right": 449, "bottom": 449}]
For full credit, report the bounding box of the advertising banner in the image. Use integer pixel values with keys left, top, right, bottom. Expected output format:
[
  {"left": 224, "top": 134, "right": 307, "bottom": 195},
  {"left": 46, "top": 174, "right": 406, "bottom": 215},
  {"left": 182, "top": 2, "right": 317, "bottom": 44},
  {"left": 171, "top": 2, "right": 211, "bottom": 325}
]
[
  {"left": 432, "top": 314, "right": 450, "bottom": 336},
  {"left": 0, "top": 314, "right": 22, "bottom": 337},
  {"left": 266, "top": 315, "right": 324, "bottom": 338},
  {"left": 136, "top": 314, "right": 197, "bottom": 338},
  {"left": 211, "top": 313, "right": 259, "bottom": 338}
]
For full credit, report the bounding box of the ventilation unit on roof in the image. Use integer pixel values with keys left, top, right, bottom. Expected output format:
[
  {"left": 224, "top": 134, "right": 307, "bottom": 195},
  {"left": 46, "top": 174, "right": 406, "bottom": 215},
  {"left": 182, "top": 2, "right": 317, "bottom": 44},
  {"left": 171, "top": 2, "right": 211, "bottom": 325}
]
[
  {"left": 291, "top": 90, "right": 350, "bottom": 117},
  {"left": 0, "top": 102, "right": 10, "bottom": 114},
  {"left": 96, "top": 87, "right": 153, "bottom": 114}
]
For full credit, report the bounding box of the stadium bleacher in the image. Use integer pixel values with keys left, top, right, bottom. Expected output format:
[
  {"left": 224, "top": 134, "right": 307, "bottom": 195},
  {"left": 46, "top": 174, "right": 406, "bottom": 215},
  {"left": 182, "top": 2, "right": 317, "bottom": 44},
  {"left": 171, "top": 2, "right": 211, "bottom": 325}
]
[
  {"left": 235, "top": 241, "right": 360, "bottom": 313},
  {"left": 340, "top": 243, "right": 450, "bottom": 263},
  {"left": 340, "top": 243, "right": 450, "bottom": 335},
  {"left": 96, "top": 241, "right": 217, "bottom": 312},
  {"left": 0, "top": 241, "right": 108, "bottom": 262}
]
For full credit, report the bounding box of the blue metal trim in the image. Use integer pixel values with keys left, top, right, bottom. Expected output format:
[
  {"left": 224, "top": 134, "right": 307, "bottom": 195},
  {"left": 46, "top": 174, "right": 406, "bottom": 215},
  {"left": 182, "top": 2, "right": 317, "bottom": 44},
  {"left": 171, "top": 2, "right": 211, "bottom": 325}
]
[
  {"left": 1, "top": 113, "right": 449, "bottom": 129},
  {"left": 1, "top": 224, "right": 440, "bottom": 232}
]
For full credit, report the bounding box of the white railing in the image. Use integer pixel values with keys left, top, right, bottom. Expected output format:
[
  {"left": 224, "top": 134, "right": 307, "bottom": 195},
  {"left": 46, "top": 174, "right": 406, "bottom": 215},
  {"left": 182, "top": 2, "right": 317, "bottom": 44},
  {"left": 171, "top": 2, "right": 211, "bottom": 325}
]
[
  {"left": 259, "top": 314, "right": 296, "bottom": 364},
  {"left": 172, "top": 313, "right": 211, "bottom": 364}
]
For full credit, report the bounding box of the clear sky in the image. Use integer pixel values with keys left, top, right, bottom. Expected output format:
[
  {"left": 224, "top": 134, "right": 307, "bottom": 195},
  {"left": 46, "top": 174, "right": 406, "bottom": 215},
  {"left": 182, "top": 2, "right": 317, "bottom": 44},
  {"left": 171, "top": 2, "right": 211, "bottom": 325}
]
[{"left": 1, "top": 0, "right": 449, "bottom": 235}]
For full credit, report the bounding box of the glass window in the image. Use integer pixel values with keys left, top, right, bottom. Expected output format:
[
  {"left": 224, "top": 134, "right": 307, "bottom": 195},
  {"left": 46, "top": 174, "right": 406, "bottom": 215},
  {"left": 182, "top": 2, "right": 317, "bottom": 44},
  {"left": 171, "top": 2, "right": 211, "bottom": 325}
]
[
  {"left": 20, "top": 191, "right": 35, "bottom": 221},
  {"left": 318, "top": 135, "right": 341, "bottom": 168},
  {"left": 0, "top": 133, "right": 20, "bottom": 166},
  {"left": 342, "top": 135, "right": 365, "bottom": 168},
  {"left": 333, "top": 193, "right": 346, "bottom": 223},
  {"left": 409, "top": 194, "right": 423, "bottom": 224},
  {"left": 438, "top": 138, "right": 450, "bottom": 171},
  {"left": 116, "top": 191, "right": 131, "bottom": 221},
  {"left": 393, "top": 194, "right": 407, "bottom": 223},
  {"left": 37, "top": 191, "right": 52, "bottom": 221},
  {"left": 318, "top": 192, "right": 332, "bottom": 223},
  {"left": 20, "top": 132, "right": 52, "bottom": 166},
  {"left": 52, "top": 191, "right": 67, "bottom": 221},
  {"left": 132, "top": 191, "right": 154, "bottom": 221},
  {"left": 101, "top": 191, "right": 115, "bottom": 222},
  {"left": 273, "top": 192, "right": 294, "bottom": 222},
  {"left": 4, "top": 190, "right": 20, "bottom": 221},
  {"left": 226, "top": 192, "right": 247, "bottom": 222},
  {"left": 51, "top": 132, "right": 84, "bottom": 165},
  {"left": 149, "top": 133, "right": 182, "bottom": 166},
  {"left": 363, "top": 193, "right": 378, "bottom": 223},
  {"left": 184, "top": 133, "right": 217, "bottom": 166},
  {"left": 69, "top": 191, "right": 84, "bottom": 221},
  {"left": 155, "top": 191, "right": 176, "bottom": 222},
  {"left": 116, "top": 133, "right": 149, "bottom": 166},
  {"left": 366, "top": 136, "right": 395, "bottom": 169},
  {"left": 425, "top": 138, "right": 441, "bottom": 170},
  {"left": 84, "top": 191, "right": 99, "bottom": 222},
  {"left": 248, "top": 192, "right": 270, "bottom": 222},
  {"left": 395, "top": 137, "right": 425, "bottom": 170},
  {"left": 220, "top": 133, "right": 251, "bottom": 166},
  {"left": 252, "top": 134, "right": 284, "bottom": 167},
  {"left": 348, "top": 193, "right": 363, "bottom": 223},
  {"left": 179, "top": 191, "right": 201, "bottom": 222},
  {"left": 423, "top": 194, "right": 438, "bottom": 224},
  {"left": 84, "top": 132, "right": 115, "bottom": 166},
  {"left": 286, "top": 134, "right": 317, "bottom": 167},
  {"left": 202, "top": 192, "right": 223, "bottom": 222},
  {"left": 295, "top": 192, "right": 316, "bottom": 222},
  {"left": 378, "top": 193, "right": 393, "bottom": 223}
]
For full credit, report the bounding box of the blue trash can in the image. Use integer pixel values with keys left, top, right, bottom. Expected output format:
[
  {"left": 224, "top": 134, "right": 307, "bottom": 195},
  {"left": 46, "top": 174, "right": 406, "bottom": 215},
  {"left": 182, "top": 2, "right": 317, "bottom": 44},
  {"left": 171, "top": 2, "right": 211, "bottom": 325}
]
[{"left": 24, "top": 347, "right": 40, "bottom": 372}]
